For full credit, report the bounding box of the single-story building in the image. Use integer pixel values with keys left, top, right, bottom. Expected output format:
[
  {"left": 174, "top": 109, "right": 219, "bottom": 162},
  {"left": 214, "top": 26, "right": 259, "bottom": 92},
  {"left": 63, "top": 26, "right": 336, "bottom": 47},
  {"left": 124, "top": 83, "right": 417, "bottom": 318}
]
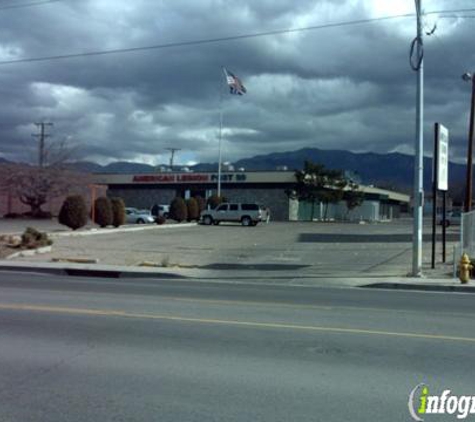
[{"left": 93, "top": 171, "right": 410, "bottom": 222}]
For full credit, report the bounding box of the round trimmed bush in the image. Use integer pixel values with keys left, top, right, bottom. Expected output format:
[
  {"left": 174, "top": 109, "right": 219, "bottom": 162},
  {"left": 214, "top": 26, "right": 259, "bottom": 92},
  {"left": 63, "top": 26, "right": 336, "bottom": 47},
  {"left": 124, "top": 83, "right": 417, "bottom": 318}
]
[
  {"left": 110, "top": 197, "right": 126, "bottom": 227},
  {"left": 169, "top": 197, "right": 187, "bottom": 222},
  {"left": 93, "top": 196, "right": 113, "bottom": 228},
  {"left": 206, "top": 194, "right": 225, "bottom": 210},
  {"left": 194, "top": 196, "right": 206, "bottom": 213},
  {"left": 58, "top": 195, "right": 88, "bottom": 230},
  {"left": 186, "top": 197, "right": 200, "bottom": 221}
]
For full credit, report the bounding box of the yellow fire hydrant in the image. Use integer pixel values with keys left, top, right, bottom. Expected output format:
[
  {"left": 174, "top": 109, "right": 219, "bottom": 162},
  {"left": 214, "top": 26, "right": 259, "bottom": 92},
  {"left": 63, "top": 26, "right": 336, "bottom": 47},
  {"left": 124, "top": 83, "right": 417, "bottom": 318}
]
[{"left": 458, "top": 253, "right": 473, "bottom": 284}]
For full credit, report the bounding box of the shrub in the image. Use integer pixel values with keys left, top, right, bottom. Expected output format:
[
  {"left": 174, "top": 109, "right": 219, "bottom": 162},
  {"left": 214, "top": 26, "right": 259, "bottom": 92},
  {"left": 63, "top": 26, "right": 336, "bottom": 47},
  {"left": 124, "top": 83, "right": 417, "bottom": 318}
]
[
  {"left": 110, "top": 197, "right": 126, "bottom": 227},
  {"left": 21, "top": 227, "right": 52, "bottom": 249},
  {"left": 93, "top": 196, "right": 113, "bottom": 228},
  {"left": 169, "top": 197, "right": 187, "bottom": 222},
  {"left": 186, "top": 197, "right": 200, "bottom": 221},
  {"left": 206, "top": 194, "right": 226, "bottom": 210},
  {"left": 194, "top": 196, "right": 206, "bottom": 213},
  {"left": 155, "top": 215, "right": 166, "bottom": 225},
  {"left": 58, "top": 195, "right": 88, "bottom": 230}
]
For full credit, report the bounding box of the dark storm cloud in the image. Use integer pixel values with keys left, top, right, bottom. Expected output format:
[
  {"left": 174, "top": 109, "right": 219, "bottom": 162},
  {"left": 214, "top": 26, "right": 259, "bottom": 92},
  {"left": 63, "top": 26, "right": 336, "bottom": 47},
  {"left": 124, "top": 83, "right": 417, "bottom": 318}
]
[{"left": 0, "top": 0, "right": 473, "bottom": 165}]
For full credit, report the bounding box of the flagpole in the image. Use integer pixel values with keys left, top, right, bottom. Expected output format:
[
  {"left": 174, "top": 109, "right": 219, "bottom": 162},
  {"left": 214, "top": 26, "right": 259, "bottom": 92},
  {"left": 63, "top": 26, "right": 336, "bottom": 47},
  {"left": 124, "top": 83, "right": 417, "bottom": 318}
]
[
  {"left": 218, "top": 91, "right": 223, "bottom": 197},
  {"left": 217, "top": 67, "right": 226, "bottom": 197}
]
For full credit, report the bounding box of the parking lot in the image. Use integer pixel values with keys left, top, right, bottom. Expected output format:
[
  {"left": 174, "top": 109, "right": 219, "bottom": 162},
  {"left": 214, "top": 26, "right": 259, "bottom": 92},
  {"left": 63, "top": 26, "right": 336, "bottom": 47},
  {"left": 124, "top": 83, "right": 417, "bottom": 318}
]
[{"left": 7, "top": 219, "right": 459, "bottom": 278}]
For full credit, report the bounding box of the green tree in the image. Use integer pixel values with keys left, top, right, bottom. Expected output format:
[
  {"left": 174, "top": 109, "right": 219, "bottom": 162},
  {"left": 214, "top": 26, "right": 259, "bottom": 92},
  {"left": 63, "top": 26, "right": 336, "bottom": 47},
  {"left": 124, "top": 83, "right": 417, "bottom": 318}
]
[
  {"left": 58, "top": 195, "right": 88, "bottom": 230},
  {"left": 292, "top": 160, "right": 348, "bottom": 220}
]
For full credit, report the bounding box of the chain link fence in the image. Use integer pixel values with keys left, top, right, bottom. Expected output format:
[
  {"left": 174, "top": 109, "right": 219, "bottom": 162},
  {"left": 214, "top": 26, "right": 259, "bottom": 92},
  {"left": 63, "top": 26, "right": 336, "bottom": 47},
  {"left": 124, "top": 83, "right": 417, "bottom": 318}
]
[{"left": 461, "top": 210, "right": 475, "bottom": 258}]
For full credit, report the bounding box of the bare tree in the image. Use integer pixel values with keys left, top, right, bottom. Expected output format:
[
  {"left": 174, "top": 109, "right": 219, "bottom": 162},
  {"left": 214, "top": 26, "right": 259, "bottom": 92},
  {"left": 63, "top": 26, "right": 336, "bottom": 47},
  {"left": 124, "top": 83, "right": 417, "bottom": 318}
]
[{"left": 0, "top": 140, "right": 91, "bottom": 217}]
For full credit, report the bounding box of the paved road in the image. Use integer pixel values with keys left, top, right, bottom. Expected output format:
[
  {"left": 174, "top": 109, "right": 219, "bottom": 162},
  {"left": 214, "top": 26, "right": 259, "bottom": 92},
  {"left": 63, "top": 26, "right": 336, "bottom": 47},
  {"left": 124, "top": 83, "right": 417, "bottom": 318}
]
[{"left": 0, "top": 271, "right": 474, "bottom": 421}]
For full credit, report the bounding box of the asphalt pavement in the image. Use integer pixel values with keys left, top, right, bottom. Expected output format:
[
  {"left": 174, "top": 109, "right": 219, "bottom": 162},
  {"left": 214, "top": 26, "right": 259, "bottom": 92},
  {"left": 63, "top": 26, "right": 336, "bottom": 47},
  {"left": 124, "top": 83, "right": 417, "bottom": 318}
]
[
  {"left": 0, "top": 271, "right": 474, "bottom": 421},
  {"left": 7, "top": 220, "right": 460, "bottom": 279}
]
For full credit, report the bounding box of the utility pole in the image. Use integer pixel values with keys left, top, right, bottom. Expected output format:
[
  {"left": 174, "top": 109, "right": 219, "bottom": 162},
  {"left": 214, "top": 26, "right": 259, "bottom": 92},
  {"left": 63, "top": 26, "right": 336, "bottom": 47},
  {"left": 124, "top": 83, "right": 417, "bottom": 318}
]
[
  {"left": 32, "top": 122, "right": 53, "bottom": 168},
  {"left": 462, "top": 72, "right": 475, "bottom": 212},
  {"left": 412, "top": 0, "right": 424, "bottom": 276},
  {"left": 166, "top": 148, "right": 180, "bottom": 171}
]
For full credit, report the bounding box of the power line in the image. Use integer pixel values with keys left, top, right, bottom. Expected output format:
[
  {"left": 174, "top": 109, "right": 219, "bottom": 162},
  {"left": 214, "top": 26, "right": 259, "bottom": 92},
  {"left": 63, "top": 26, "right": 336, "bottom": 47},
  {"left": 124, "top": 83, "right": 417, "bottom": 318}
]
[
  {"left": 0, "top": 7, "right": 473, "bottom": 66},
  {"left": 0, "top": 0, "right": 61, "bottom": 11},
  {"left": 431, "top": 7, "right": 475, "bottom": 16},
  {"left": 0, "top": 13, "right": 418, "bottom": 66}
]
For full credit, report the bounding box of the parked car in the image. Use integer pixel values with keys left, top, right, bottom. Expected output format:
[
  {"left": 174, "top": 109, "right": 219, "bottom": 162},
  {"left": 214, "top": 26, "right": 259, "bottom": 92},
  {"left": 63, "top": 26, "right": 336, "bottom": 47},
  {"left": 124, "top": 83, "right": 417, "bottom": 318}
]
[
  {"left": 439, "top": 210, "right": 461, "bottom": 227},
  {"left": 151, "top": 204, "right": 170, "bottom": 219},
  {"left": 125, "top": 207, "right": 155, "bottom": 224},
  {"left": 200, "top": 203, "right": 262, "bottom": 226}
]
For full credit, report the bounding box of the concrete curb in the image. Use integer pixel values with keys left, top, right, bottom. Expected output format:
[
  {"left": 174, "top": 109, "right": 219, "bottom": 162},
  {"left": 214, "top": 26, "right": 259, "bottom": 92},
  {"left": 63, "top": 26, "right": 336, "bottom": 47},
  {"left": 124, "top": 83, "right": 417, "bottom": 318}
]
[
  {"left": 0, "top": 260, "right": 186, "bottom": 279},
  {"left": 0, "top": 260, "right": 473, "bottom": 293},
  {"left": 49, "top": 223, "right": 197, "bottom": 238},
  {"left": 5, "top": 245, "right": 52, "bottom": 260},
  {"left": 359, "top": 281, "right": 475, "bottom": 293}
]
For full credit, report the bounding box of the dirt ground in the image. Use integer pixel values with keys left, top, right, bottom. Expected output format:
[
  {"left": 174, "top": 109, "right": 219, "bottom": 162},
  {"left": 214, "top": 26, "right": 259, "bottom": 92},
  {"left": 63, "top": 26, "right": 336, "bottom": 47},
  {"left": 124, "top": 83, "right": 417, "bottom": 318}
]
[{"left": 0, "top": 243, "right": 16, "bottom": 259}]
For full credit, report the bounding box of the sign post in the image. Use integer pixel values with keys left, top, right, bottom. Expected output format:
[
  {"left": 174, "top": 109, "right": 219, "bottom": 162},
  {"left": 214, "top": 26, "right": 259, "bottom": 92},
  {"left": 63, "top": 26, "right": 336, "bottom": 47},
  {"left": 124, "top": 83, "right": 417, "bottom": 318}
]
[
  {"left": 438, "top": 125, "right": 449, "bottom": 263},
  {"left": 431, "top": 123, "right": 449, "bottom": 268}
]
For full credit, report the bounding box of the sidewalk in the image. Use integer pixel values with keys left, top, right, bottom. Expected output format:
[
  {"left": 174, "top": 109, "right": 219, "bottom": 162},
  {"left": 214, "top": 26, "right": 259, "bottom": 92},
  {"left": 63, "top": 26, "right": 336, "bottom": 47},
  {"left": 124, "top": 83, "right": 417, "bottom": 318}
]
[{"left": 0, "top": 260, "right": 472, "bottom": 293}]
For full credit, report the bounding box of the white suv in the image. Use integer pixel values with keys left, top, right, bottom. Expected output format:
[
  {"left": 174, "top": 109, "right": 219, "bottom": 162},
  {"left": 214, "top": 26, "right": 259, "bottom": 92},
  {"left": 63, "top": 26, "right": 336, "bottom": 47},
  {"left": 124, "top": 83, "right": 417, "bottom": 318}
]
[{"left": 200, "top": 203, "right": 262, "bottom": 226}]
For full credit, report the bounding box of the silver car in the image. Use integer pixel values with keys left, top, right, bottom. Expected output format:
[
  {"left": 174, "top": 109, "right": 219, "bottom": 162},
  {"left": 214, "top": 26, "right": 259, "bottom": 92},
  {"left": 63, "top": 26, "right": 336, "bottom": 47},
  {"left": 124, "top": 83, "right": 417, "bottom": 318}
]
[
  {"left": 200, "top": 203, "right": 262, "bottom": 226},
  {"left": 439, "top": 211, "right": 461, "bottom": 227},
  {"left": 125, "top": 207, "right": 155, "bottom": 224}
]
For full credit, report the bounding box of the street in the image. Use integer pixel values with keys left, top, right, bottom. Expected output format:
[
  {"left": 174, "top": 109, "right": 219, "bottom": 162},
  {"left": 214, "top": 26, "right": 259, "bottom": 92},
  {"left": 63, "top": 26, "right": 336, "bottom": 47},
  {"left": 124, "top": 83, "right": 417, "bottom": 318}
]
[{"left": 0, "top": 271, "right": 474, "bottom": 421}]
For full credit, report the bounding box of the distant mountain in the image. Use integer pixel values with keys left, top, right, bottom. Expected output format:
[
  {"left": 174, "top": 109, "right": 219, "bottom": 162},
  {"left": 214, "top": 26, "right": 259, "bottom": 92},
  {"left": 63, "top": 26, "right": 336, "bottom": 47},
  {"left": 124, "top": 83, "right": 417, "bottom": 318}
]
[
  {"left": 192, "top": 148, "right": 466, "bottom": 191},
  {"left": 1, "top": 148, "right": 467, "bottom": 192},
  {"left": 0, "top": 157, "right": 11, "bottom": 164},
  {"left": 65, "top": 161, "right": 104, "bottom": 173},
  {"left": 101, "top": 161, "right": 156, "bottom": 174}
]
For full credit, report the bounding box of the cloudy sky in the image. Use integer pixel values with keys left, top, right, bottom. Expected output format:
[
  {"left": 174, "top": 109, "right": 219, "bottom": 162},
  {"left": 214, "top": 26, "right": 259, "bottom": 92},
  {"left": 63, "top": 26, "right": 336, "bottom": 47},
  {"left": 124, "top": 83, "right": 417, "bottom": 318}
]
[{"left": 0, "top": 0, "right": 474, "bottom": 166}]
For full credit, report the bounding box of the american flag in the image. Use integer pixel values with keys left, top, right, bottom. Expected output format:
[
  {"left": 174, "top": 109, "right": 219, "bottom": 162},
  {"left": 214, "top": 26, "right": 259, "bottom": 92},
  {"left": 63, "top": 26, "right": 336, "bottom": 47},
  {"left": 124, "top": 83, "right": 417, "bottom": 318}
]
[{"left": 223, "top": 68, "right": 247, "bottom": 95}]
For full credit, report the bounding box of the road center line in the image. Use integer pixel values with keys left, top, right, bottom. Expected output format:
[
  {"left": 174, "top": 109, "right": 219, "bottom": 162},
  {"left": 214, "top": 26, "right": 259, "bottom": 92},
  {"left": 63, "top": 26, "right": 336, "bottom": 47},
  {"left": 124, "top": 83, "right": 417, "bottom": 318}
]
[{"left": 1, "top": 303, "right": 474, "bottom": 343}]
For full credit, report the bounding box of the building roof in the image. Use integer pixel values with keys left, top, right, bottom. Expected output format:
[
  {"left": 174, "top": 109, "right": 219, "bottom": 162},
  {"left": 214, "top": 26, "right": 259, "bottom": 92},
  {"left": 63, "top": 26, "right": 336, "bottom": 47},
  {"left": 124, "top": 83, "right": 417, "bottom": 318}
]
[{"left": 93, "top": 171, "right": 410, "bottom": 204}]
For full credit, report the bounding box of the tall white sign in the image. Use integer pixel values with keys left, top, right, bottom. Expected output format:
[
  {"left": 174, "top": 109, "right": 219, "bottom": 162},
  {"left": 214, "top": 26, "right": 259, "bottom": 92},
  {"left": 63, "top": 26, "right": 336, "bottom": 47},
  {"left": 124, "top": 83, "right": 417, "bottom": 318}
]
[{"left": 437, "top": 124, "right": 449, "bottom": 191}]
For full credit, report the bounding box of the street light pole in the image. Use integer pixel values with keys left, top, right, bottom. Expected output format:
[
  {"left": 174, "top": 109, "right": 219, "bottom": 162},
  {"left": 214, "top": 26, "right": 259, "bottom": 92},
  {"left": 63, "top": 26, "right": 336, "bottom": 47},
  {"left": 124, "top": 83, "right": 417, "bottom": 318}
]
[
  {"left": 166, "top": 148, "right": 181, "bottom": 171},
  {"left": 463, "top": 72, "right": 475, "bottom": 212},
  {"left": 412, "top": 0, "right": 424, "bottom": 276}
]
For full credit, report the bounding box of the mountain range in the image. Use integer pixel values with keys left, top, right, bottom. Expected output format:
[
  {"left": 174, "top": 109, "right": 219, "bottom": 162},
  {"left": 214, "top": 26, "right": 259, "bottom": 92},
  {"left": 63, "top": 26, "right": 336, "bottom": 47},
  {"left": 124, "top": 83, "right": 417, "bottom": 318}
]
[{"left": 0, "top": 148, "right": 467, "bottom": 192}]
